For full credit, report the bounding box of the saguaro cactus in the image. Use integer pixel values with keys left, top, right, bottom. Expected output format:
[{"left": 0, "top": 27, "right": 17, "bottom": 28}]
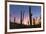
[
  {"left": 22, "top": 10, "right": 25, "bottom": 23},
  {"left": 20, "top": 10, "right": 22, "bottom": 24},
  {"left": 29, "top": 6, "right": 32, "bottom": 26},
  {"left": 14, "top": 17, "right": 16, "bottom": 23},
  {"left": 33, "top": 18, "right": 35, "bottom": 25},
  {"left": 14, "top": 17, "right": 16, "bottom": 28}
]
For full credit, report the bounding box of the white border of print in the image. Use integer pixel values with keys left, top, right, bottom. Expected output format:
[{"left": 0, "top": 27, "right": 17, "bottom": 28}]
[{"left": 7, "top": 2, "right": 43, "bottom": 32}]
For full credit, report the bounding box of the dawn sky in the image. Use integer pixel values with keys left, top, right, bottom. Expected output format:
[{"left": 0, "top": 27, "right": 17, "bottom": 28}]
[{"left": 10, "top": 5, "right": 41, "bottom": 24}]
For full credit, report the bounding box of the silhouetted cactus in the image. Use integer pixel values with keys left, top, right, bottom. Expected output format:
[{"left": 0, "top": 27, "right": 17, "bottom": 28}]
[
  {"left": 20, "top": 10, "right": 25, "bottom": 24},
  {"left": 33, "top": 18, "right": 35, "bottom": 25},
  {"left": 10, "top": 13, "right": 11, "bottom": 22},
  {"left": 14, "top": 17, "right": 16, "bottom": 28},
  {"left": 22, "top": 10, "right": 25, "bottom": 23},
  {"left": 14, "top": 17, "right": 16, "bottom": 23},
  {"left": 20, "top": 10, "right": 22, "bottom": 24},
  {"left": 29, "top": 6, "right": 32, "bottom": 26}
]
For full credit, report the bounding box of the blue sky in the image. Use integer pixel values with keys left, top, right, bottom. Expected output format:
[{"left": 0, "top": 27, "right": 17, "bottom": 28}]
[{"left": 10, "top": 5, "right": 41, "bottom": 22}]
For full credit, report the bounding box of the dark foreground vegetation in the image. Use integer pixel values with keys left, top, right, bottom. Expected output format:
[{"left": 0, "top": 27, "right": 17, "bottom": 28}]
[{"left": 10, "top": 22, "right": 41, "bottom": 29}]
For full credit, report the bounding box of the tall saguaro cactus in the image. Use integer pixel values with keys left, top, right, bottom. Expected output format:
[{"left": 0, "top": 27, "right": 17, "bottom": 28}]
[
  {"left": 22, "top": 10, "right": 25, "bottom": 22},
  {"left": 20, "top": 10, "right": 25, "bottom": 24},
  {"left": 20, "top": 10, "right": 22, "bottom": 24},
  {"left": 29, "top": 6, "right": 32, "bottom": 26}
]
